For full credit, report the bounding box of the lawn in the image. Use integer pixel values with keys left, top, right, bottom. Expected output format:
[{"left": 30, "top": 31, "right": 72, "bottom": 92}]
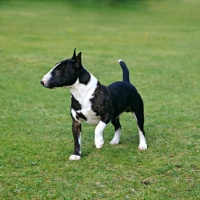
[{"left": 0, "top": 0, "right": 199, "bottom": 199}]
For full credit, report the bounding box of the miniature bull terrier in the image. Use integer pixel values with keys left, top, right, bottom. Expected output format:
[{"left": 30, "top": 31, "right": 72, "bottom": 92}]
[{"left": 40, "top": 49, "right": 147, "bottom": 160}]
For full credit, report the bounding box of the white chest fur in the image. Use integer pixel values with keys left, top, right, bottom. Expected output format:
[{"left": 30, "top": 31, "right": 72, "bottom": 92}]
[{"left": 69, "top": 72, "right": 100, "bottom": 125}]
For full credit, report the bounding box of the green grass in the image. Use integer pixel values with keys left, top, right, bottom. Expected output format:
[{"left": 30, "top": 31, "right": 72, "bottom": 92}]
[{"left": 0, "top": 0, "right": 199, "bottom": 199}]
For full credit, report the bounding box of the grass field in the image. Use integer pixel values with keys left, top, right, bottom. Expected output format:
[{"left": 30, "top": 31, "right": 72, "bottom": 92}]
[{"left": 0, "top": 0, "right": 200, "bottom": 199}]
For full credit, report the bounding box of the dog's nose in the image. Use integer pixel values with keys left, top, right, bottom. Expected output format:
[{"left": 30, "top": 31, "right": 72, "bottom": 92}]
[{"left": 40, "top": 80, "right": 44, "bottom": 86}]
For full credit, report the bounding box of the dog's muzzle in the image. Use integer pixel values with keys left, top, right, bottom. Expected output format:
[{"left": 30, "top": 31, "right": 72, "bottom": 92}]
[
  {"left": 40, "top": 80, "right": 45, "bottom": 86},
  {"left": 40, "top": 80, "right": 55, "bottom": 89}
]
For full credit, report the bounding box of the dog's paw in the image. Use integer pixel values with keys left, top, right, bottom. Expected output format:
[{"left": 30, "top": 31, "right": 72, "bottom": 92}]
[
  {"left": 110, "top": 129, "right": 121, "bottom": 145},
  {"left": 138, "top": 142, "right": 147, "bottom": 150},
  {"left": 110, "top": 138, "right": 120, "bottom": 145},
  {"left": 95, "top": 142, "right": 104, "bottom": 149},
  {"left": 69, "top": 154, "right": 81, "bottom": 160},
  {"left": 95, "top": 136, "right": 104, "bottom": 149}
]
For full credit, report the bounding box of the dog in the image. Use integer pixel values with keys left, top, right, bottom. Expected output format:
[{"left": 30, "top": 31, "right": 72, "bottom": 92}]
[{"left": 40, "top": 49, "right": 147, "bottom": 160}]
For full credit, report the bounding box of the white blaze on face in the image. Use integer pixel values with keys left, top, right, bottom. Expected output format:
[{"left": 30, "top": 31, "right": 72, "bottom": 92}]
[
  {"left": 42, "top": 72, "right": 52, "bottom": 86},
  {"left": 41, "top": 62, "right": 61, "bottom": 86}
]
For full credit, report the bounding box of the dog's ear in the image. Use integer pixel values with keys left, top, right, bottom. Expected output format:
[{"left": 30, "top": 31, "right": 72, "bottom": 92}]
[
  {"left": 72, "top": 48, "right": 76, "bottom": 60},
  {"left": 75, "top": 52, "right": 82, "bottom": 67}
]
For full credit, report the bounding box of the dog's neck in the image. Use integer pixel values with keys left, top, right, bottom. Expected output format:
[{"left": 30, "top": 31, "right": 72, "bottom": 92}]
[{"left": 68, "top": 68, "right": 98, "bottom": 105}]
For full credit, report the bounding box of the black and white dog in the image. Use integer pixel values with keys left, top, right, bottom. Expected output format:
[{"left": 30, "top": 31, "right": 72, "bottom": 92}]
[{"left": 40, "top": 49, "right": 147, "bottom": 160}]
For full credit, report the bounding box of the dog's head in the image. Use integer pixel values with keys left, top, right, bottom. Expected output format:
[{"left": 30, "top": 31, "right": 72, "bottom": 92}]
[{"left": 40, "top": 49, "right": 83, "bottom": 89}]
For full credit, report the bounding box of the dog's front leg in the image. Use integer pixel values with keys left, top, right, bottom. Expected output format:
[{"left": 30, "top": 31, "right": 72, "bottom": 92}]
[
  {"left": 69, "top": 120, "right": 82, "bottom": 160},
  {"left": 95, "top": 121, "right": 107, "bottom": 149}
]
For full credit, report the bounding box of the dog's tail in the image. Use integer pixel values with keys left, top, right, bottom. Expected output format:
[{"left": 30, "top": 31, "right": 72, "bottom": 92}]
[{"left": 118, "top": 60, "right": 130, "bottom": 83}]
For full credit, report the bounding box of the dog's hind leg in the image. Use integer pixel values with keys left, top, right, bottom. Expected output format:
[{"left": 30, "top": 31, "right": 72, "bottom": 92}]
[
  {"left": 110, "top": 118, "right": 121, "bottom": 145},
  {"left": 133, "top": 112, "right": 147, "bottom": 150}
]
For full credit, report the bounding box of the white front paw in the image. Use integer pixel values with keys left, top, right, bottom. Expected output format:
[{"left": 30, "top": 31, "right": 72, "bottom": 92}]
[
  {"left": 69, "top": 154, "right": 81, "bottom": 160},
  {"left": 95, "top": 136, "right": 104, "bottom": 149},
  {"left": 138, "top": 142, "right": 147, "bottom": 150}
]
